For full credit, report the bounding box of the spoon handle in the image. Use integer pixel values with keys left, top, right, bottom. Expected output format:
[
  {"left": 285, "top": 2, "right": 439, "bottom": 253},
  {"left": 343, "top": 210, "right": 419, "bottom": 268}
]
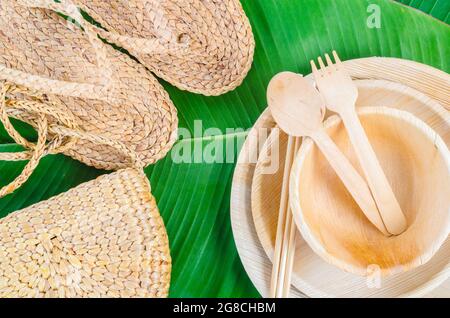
[
  {"left": 341, "top": 110, "right": 407, "bottom": 235},
  {"left": 311, "top": 129, "right": 390, "bottom": 236}
]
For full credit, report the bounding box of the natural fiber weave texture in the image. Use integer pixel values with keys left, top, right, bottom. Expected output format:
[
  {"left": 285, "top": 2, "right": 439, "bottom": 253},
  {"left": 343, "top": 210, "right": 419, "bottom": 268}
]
[
  {"left": 63, "top": 0, "right": 255, "bottom": 96},
  {"left": 0, "top": 0, "right": 178, "bottom": 170},
  {"left": 0, "top": 81, "right": 144, "bottom": 198},
  {"left": 0, "top": 168, "right": 171, "bottom": 298},
  {"left": 0, "top": 81, "right": 172, "bottom": 297}
]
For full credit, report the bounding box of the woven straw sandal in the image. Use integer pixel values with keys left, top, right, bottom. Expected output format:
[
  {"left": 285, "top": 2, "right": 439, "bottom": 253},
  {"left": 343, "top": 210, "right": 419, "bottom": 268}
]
[
  {"left": 0, "top": 0, "right": 178, "bottom": 170},
  {"left": 20, "top": 0, "right": 255, "bottom": 96},
  {"left": 0, "top": 87, "right": 171, "bottom": 298}
]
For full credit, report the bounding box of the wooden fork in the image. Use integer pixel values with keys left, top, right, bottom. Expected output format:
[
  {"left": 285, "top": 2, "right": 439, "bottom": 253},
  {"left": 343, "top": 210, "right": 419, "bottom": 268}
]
[{"left": 310, "top": 51, "right": 407, "bottom": 236}]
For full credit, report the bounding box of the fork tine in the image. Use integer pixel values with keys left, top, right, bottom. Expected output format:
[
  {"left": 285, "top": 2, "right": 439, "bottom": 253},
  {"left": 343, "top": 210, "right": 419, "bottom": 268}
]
[
  {"left": 318, "top": 56, "right": 326, "bottom": 70},
  {"left": 325, "top": 53, "right": 333, "bottom": 66},
  {"left": 332, "top": 51, "right": 342, "bottom": 66},
  {"left": 310, "top": 60, "right": 320, "bottom": 77}
]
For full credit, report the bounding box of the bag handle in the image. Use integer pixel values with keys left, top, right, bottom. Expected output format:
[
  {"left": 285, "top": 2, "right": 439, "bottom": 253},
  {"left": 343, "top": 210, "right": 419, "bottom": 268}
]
[{"left": 0, "top": 81, "right": 141, "bottom": 198}]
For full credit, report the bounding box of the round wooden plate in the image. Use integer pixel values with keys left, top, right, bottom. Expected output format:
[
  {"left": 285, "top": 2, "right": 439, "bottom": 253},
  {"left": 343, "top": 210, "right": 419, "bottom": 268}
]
[
  {"left": 230, "top": 57, "right": 450, "bottom": 298},
  {"left": 253, "top": 104, "right": 450, "bottom": 297}
]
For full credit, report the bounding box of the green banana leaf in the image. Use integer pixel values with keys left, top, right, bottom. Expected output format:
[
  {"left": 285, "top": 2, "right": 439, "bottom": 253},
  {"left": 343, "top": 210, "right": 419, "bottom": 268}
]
[
  {"left": 0, "top": 0, "right": 449, "bottom": 297},
  {"left": 397, "top": 0, "right": 450, "bottom": 23}
]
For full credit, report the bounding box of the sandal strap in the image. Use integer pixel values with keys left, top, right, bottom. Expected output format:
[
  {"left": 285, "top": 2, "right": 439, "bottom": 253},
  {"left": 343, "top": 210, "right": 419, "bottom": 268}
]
[
  {"left": 19, "top": 0, "right": 204, "bottom": 58},
  {"left": 0, "top": 0, "right": 117, "bottom": 102},
  {"left": 94, "top": 27, "right": 189, "bottom": 56},
  {"left": 0, "top": 65, "right": 114, "bottom": 102},
  {"left": 74, "top": 0, "right": 198, "bottom": 57},
  {"left": 0, "top": 81, "right": 141, "bottom": 198}
]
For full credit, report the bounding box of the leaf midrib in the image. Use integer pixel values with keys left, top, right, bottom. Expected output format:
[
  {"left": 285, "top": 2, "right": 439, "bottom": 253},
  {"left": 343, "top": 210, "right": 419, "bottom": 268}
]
[{"left": 0, "top": 131, "right": 250, "bottom": 152}]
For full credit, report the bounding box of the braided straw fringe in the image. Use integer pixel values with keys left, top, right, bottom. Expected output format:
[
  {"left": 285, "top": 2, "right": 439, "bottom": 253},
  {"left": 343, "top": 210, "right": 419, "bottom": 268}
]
[
  {"left": 0, "top": 1, "right": 178, "bottom": 170},
  {"left": 65, "top": 0, "right": 255, "bottom": 96},
  {"left": 0, "top": 168, "right": 171, "bottom": 298}
]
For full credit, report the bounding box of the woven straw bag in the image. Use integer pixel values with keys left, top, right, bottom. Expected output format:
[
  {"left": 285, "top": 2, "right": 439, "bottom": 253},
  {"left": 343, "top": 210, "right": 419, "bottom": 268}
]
[
  {"left": 18, "top": 0, "right": 255, "bottom": 96},
  {"left": 0, "top": 0, "right": 178, "bottom": 171},
  {"left": 0, "top": 82, "right": 171, "bottom": 298}
]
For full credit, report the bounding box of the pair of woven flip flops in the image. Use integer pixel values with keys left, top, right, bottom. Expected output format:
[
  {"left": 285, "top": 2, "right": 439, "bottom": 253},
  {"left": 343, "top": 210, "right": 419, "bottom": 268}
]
[
  {"left": 0, "top": 0, "right": 254, "bottom": 297},
  {"left": 1, "top": 0, "right": 255, "bottom": 170}
]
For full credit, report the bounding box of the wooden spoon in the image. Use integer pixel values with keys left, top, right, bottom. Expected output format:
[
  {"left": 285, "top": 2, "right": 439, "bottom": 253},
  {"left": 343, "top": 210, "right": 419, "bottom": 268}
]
[{"left": 267, "top": 71, "right": 390, "bottom": 236}]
